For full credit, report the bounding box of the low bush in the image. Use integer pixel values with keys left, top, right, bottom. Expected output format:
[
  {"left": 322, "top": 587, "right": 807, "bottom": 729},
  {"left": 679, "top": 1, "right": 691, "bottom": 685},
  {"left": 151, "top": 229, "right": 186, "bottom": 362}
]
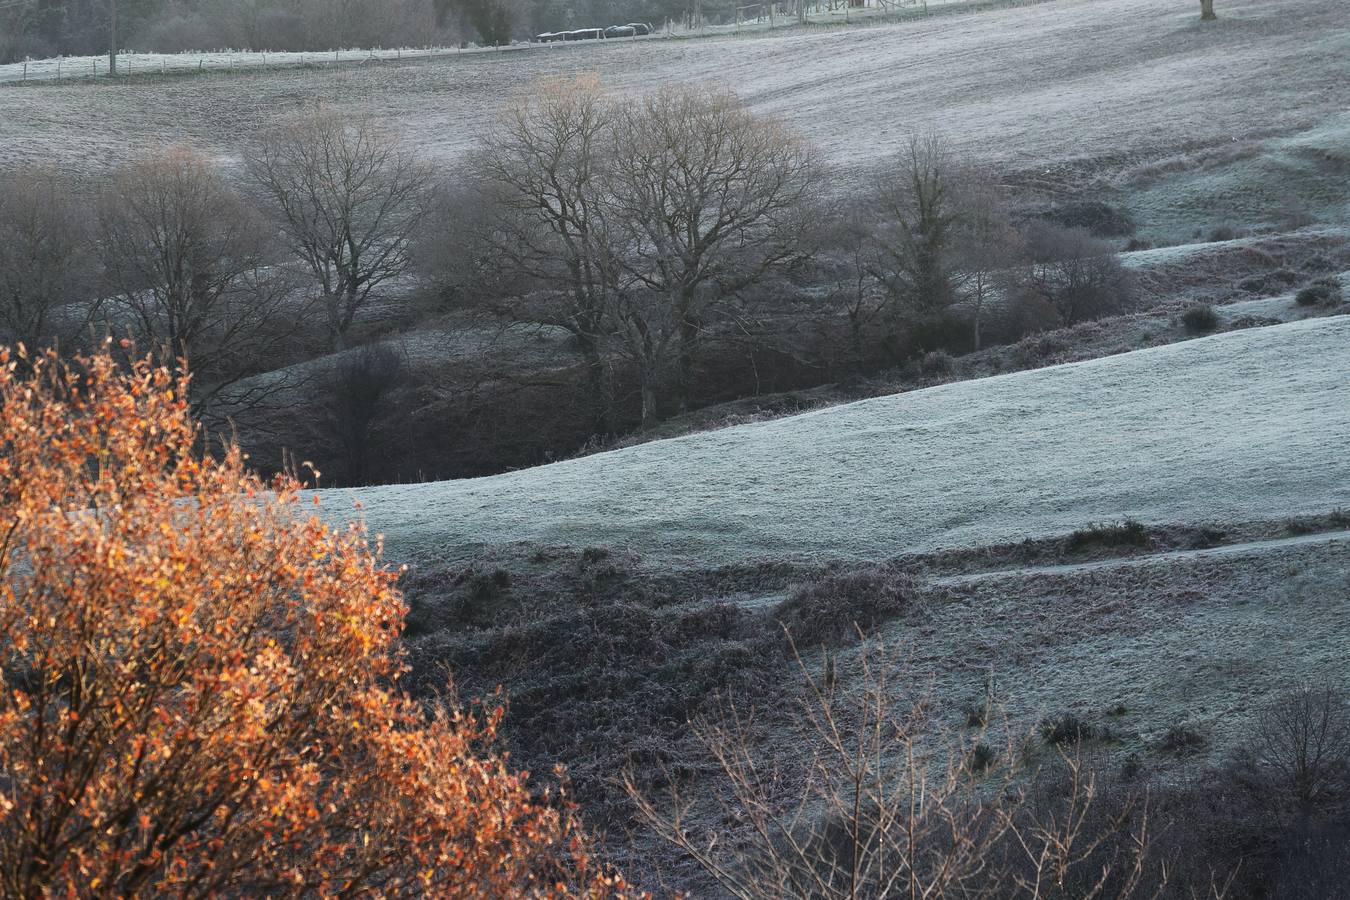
[
  {"left": 966, "top": 742, "right": 997, "bottom": 773},
  {"left": 919, "top": 349, "right": 955, "bottom": 377},
  {"left": 965, "top": 701, "right": 990, "bottom": 727},
  {"left": 1206, "top": 224, "right": 1240, "bottom": 242},
  {"left": 1159, "top": 724, "right": 1207, "bottom": 756},
  {"left": 774, "top": 569, "right": 920, "bottom": 651},
  {"left": 1238, "top": 268, "right": 1299, "bottom": 295},
  {"left": 1180, "top": 303, "right": 1220, "bottom": 333},
  {"left": 1037, "top": 200, "right": 1137, "bottom": 238},
  {"left": 1039, "top": 712, "right": 1101, "bottom": 746},
  {"left": 1295, "top": 278, "right": 1343, "bottom": 306},
  {"left": 1065, "top": 519, "right": 1149, "bottom": 553}
]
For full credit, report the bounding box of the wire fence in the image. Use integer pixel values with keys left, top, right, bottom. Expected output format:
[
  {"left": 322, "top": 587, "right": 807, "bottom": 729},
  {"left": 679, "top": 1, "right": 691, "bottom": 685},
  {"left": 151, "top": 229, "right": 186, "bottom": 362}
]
[
  {"left": 0, "top": 43, "right": 598, "bottom": 84},
  {"left": 0, "top": 0, "right": 1048, "bottom": 85}
]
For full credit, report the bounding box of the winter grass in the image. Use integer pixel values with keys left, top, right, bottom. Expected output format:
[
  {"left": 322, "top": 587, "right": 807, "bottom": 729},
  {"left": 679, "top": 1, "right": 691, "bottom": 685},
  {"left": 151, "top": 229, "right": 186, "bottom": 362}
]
[
  {"left": 327, "top": 315, "right": 1350, "bottom": 568},
  {"left": 2, "top": 0, "right": 1345, "bottom": 187}
]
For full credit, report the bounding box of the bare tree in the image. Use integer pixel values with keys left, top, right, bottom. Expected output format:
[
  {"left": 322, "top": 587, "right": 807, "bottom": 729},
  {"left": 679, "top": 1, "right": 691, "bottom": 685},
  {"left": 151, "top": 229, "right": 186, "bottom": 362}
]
[
  {"left": 606, "top": 85, "right": 820, "bottom": 423},
  {"left": 951, "top": 169, "right": 1019, "bottom": 351},
  {"left": 1017, "top": 223, "right": 1131, "bottom": 326},
  {"left": 248, "top": 113, "right": 433, "bottom": 351},
  {"left": 824, "top": 201, "right": 890, "bottom": 375},
  {"left": 1239, "top": 685, "right": 1350, "bottom": 827},
  {"left": 848, "top": 140, "right": 1014, "bottom": 356},
  {"left": 867, "top": 132, "right": 963, "bottom": 324},
  {"left": 473, "top": 75, "right": 620, "bottom": 432},
  {"left": 97, "top": 147, "right": 294, "bottom": 406},
  {"left": 0, "top": 171, "right": 94, "bottom": 351},
  {"left": 626, "top": 639, "right": 1162, "bottom": 899},
  {"left": 1200, "top": 0, "right": 1216, "bottom": 20}
]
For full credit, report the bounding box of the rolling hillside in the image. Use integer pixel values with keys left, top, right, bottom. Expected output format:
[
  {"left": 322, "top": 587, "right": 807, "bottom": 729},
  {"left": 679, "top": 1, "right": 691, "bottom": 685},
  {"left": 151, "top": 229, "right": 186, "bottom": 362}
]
[
  {"left": 3, "top": 0, "right": 1346, "bottom": 206},
  {"left": 329, "top": 315, "right": 1350, "bottom": 567}
]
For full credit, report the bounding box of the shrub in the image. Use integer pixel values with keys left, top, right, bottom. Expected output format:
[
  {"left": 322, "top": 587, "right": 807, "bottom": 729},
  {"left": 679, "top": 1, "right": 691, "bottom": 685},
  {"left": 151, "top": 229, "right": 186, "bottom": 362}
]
[
  {"left": 1065, "top": 519, "right": 1149, "bottom": 553},
  {"left": 581, "top": 545, "right": 613, "bottom": 565},
  {"left": 1040, "top": 713, "right": 1100, "bottom": 746},
  {"left": 1180, "top": 303, "right": 1220, "bottom": 333},
  {"left": 627, "top": 641, "right": 1158, "bottom": 900},
  {"left": 1159, "top": 724, "right": 1207, "bottom": 756},
  {"left": 1017, "top": 223, "right": 1133, "bottom": 325},
  {"left": 0, "top": 346, "right": 627, "bottom": 897},
  {"left": 1206, "top": 224, "right": 1240, "bottom": 242},
  {"left": 920, "top": 349, "right": 955, "bottom": 377},
  {"left": 967, "top": 742, "right": 997, "bottom": 773},
  {"left": 775, "top": 569, "right": 918, "bottom": 651},
  {"left": 1237, "top": 685, "right": 1350, "bottom": 820},
  {"left": 451, "top": 567, "right": 513, "bottom": 626},
  {"left": 965, "top": 701, "right": 990, "bottom": 727},
  {"left": 1295, "top": 278, "right": 1343, "bottom": 306},
  {"left": 1239, "top": 268, "right": 1299, "bottom": 295},
  {"left": 1038, "top": 200, "right": 1137, "bottom": 238}
]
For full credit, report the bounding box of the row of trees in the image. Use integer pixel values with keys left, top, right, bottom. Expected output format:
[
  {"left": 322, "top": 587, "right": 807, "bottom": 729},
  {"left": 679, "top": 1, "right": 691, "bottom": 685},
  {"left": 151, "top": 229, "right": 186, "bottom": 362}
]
[
  {"left": 0, "top": 0, "right": 683, "bottom": 64},
  {"left": 0, "top": 0, "right": 462, "bottom": 65},
  {"left": 0, "top": 79, "right": 1130, "bottom": 480},
  {"left": 0, "top": 114, "right": 432, "bottom": 412},
  {"left": 463, "top": 77, "right": 818, "bottom": 428},
  {"left": 452, "top": 77, "right": 1130, "bottom": 431}
]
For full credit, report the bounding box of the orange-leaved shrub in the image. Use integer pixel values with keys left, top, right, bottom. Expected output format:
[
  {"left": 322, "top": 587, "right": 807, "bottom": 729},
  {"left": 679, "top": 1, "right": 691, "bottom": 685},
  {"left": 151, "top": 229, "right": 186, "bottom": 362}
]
[{"left": 0, "top": 344, "right": 631, "bottom": 897}]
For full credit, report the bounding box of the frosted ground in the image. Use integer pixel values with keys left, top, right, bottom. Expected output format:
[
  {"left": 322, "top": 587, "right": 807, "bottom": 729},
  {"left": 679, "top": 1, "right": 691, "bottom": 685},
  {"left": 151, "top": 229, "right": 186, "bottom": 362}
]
[
  {"left": 2, "top": 0, "right": 1345, "bottom": 213},
  {"left": 329, "top": 316, "right": 1350, "bottom": 567}
]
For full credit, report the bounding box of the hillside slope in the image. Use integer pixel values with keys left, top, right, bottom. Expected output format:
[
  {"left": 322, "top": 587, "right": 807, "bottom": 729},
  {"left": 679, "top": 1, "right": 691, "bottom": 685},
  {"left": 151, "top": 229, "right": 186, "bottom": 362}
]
[
  {"left": 330, "top": 316, "right": 1350, "bottom": 567},
  {"left": 3, "top": 0, "right": 1345, "bottom": 189}
]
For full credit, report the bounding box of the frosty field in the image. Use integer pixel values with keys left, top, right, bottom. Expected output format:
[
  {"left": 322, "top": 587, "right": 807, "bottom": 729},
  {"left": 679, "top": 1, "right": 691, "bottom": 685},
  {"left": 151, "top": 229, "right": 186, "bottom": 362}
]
[
  {"left": 329, "top": 315, "right": 1350, "bottom": 568},
  {"left": 3, "top": 0, "right": 1345, "bottom": 232}
]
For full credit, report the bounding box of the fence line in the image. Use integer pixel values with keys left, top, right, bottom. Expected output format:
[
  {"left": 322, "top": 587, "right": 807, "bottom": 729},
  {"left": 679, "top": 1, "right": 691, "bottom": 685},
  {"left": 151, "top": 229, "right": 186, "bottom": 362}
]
[
  {"left": 0, "top": 44, "right": 543, "bottom": 85},
  {"left": 1, "top": 0, "right": 1052, "bottom": 85}
]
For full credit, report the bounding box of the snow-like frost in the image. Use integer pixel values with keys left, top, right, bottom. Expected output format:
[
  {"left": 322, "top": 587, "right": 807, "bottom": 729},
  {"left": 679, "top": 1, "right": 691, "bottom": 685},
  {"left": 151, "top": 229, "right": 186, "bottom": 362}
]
[{"left": 325, "top": 316, "right": 1350, "bottom": 568}]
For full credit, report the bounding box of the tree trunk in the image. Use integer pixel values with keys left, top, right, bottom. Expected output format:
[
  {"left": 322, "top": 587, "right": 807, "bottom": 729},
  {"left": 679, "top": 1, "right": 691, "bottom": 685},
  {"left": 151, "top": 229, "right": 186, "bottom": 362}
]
[
  {"left": 326, "top": 292, "right": 348, "bottom": 352},
  {"left": 581, "top": 347, "right": 612, "bottom": 435},
  {"left": 638, "top": 368, "right": 659, "bottom": 429},
  {"left": 848, "top": 314, "right": 866, "bottom": 376},
  {"left": 1199, "top": 0, "right": 1216, "bottom": 19},
  {"left": 675, "top": 313, "right": 699, "bottom": 413}
]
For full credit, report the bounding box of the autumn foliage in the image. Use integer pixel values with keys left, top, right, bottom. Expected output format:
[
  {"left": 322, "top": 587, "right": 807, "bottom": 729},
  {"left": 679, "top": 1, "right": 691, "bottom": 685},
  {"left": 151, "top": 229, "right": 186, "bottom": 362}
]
[{"left": 0, "top": 345, "right": 629, "bottom": 897}]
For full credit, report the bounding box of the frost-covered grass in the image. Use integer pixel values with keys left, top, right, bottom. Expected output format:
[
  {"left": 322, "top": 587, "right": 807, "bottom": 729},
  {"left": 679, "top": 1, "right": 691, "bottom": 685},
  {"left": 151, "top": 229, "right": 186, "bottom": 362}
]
[
  {"left": 2, "top": 0, "right": 1345, "bottom": 188},
  {"left": 327, "top": 316, "right": 1350, "bottom": 567},
  {"left": 0, "top": 46, "right": 492, "bottom": 83}
]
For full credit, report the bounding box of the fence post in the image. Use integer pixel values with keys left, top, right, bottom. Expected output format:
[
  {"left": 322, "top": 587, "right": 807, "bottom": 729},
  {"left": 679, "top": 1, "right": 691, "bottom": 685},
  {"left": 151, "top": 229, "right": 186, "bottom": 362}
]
[
  {"left": 93, "top": 59, "right": 97, "bottom": 77},
  {"left": 21, "top": 62, "right": 26, "bottom": 82}
]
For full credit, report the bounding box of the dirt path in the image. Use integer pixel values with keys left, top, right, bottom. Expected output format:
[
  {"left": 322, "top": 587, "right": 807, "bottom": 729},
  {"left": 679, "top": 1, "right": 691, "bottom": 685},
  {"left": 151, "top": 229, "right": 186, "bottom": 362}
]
[{"left": 931, "top": 528, "right": 1350, "bottom": 586}]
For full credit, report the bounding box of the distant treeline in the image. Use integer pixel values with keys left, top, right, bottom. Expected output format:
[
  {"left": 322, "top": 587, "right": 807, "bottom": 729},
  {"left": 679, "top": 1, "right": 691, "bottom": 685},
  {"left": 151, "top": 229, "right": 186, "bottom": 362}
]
[{"left": 0, "top": 0, "right": 714, "bottom": 62}]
